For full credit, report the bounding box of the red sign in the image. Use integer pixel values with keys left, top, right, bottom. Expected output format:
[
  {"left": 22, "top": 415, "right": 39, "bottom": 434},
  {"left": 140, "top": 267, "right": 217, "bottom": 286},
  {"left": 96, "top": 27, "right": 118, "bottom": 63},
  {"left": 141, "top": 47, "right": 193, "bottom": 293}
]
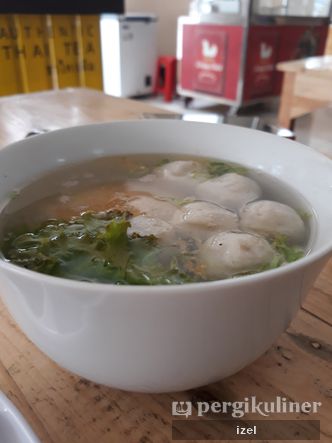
[
  {"left": 180, "top": 23, "right": 328, "bottom": 102},
  {"left": 243, "top": 24, "right": 328, "bottom": 100},
  {"left": 246, "top": 31, "right": 278, "bottom": 98},
  {"left": 192, "top": 29, "right": 227, "bottom": 94},
  {"left": 181, "top": 24, "right": 243, "bottom": 100}
]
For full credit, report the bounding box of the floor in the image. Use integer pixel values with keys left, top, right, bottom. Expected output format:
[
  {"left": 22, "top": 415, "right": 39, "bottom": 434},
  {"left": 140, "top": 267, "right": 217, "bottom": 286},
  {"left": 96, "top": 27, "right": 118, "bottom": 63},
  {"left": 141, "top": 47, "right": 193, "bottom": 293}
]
[
  {"left": 139, "top": 95, "right": 332, "bottom": 159},
  {"left": 295, "top": 107, "right": 332, "bottom": 158}
]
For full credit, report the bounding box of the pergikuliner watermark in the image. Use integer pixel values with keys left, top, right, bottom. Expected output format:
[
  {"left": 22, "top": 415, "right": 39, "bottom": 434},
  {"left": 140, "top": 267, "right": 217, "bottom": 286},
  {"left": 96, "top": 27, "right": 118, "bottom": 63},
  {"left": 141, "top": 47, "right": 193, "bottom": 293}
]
[{"left": 172, "top": 396, "right": 322, "bottom": 419}]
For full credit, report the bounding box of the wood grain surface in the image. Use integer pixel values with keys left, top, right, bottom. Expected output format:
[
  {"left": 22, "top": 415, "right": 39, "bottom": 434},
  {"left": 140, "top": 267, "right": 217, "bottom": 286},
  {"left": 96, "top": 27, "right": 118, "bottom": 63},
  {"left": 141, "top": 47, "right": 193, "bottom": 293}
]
[
  {"left": 0, "top": 88, "right": 172, "bottom": 147},
  {"left": 277, "top": 56, "right": 332, "bottom": 129},
  {"left": 0, "top": 89, "right": 331, "bottom": 443}
]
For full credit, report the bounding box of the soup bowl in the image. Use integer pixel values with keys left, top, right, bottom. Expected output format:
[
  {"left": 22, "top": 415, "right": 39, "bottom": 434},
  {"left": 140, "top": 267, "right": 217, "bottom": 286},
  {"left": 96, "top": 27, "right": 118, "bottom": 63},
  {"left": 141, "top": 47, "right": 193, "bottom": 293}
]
[{"left": 0, "top": 120, "right": 331, "bottom": 393}]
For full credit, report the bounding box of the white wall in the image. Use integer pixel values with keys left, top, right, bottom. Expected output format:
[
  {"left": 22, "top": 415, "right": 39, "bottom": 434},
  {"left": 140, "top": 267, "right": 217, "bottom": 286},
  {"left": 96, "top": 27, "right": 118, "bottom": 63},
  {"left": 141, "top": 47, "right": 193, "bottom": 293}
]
[{"left": 126, "top": 0, "right": 190, "bottom": 55}]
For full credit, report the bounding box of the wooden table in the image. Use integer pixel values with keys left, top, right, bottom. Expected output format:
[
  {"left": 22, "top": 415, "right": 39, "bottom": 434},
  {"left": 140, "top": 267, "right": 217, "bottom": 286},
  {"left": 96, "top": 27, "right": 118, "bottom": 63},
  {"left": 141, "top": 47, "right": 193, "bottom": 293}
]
[
  {"left": 277, "top": 56, "right": 332, "bottom": 129},
  {"left": 324, "top": 26, "right": 332, "bottom": 56},
  {"left": 0, "top": 88, "right": 331, "bottom": 443}
]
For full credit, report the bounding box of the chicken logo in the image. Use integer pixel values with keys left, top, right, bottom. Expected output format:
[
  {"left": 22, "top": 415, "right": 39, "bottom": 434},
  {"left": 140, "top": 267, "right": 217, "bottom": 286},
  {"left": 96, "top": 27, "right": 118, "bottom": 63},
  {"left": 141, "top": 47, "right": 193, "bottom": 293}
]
[
  {"left": 202, "top": 39, "right": 218, "bottom": 59},
  {"left": 260, "top": 42, "right": 273, "bottom": 60}
]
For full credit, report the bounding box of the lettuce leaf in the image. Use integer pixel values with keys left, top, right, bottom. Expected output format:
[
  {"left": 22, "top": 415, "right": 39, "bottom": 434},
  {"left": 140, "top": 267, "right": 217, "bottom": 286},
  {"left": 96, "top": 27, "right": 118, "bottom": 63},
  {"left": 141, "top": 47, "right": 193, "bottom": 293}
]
[
  {"left": 207, "top": 161, "right": 247, "bottom": 177},
  {"left": 1, "top": 210, "right": 202, "bottom": 285},
  {"left": 271, "top": 235, "right": 304, "bottom": 263}
]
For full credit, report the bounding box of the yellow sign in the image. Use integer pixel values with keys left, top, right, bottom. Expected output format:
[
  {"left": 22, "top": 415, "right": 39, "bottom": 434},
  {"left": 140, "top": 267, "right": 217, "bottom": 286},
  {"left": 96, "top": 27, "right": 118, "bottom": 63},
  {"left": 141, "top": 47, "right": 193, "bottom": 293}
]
[
  {"left": 0, "top": 15, "right": 24, "bottom": 95},
  {"left": 15, "top": 14, "right": 54, "bottom": 92},
  {"left": 0, "top": 14, "right": 103, "bottom": 96},
  {"left": 50, "top": 14, "right": 80, "bottom": 88},
  {"left": 80, "top": 15, "right": 103, "bottom": 90}
]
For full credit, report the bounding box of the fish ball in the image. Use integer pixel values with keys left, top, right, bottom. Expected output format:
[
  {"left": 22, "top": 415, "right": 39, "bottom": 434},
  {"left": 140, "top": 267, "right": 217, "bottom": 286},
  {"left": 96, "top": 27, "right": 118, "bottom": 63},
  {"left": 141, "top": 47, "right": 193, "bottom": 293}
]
[
  {"left": 196, "top": 173, "right": 261, "bottom": 211},
  {"left": 128, "top": 215, "right": 173, "bottom": 239},
  {"left": 200, "top": 231, "right": 275, "bottom": 278},
  {"left": 172, "top": 201, "right": 238, "bottom": 240},
  {"left": 128, "top": 196, "right": 176, "bottom": 222},
  {"left": 240, "top": 200, "right": 305, "bottom": 243},
  {"left": 156, "top": 160, "right": 201, "bottom": 178}
]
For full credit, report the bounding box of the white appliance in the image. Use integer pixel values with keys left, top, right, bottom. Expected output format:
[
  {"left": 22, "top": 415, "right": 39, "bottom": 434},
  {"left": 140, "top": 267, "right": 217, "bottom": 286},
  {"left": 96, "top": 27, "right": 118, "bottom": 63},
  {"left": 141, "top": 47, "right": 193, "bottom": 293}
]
[{"left": 100, "top": 14, "right": 158, "bottom": 97}]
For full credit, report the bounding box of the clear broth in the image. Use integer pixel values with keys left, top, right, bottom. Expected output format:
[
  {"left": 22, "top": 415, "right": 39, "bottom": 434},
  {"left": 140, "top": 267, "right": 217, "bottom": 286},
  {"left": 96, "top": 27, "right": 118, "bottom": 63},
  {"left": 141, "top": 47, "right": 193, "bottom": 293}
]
[{"left": 0, "top": 155, "right": 315, "bottom": 285}]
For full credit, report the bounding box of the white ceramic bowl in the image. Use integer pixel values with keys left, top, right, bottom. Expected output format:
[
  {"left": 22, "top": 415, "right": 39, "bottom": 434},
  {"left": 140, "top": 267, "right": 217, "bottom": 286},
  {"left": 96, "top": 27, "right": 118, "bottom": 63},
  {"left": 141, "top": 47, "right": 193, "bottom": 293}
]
[{"left": 0, "top": 121, "right": 332, "bottom": 393}]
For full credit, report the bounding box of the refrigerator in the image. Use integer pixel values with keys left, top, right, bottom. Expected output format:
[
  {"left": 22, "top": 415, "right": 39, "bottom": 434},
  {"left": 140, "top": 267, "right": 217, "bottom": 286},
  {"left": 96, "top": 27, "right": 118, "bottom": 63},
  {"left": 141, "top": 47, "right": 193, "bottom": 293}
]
[{"left": 100, "top": 14, "right": 158, "bottom": 97}]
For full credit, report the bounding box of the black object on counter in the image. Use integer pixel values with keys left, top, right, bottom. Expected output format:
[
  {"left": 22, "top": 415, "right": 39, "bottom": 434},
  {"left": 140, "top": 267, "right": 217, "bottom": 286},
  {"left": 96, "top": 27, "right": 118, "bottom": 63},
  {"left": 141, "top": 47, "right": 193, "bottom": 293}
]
[{"left": 0, "top": 0, "right": 124, "bottom": 14}]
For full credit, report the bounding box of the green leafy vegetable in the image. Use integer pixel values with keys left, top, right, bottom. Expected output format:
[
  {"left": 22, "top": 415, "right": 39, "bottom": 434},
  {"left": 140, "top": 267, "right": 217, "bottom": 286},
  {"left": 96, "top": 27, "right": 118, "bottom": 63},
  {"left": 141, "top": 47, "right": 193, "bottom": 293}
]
[
  {"left": 7, "top": 190, "right": 20, "bottom": 201},
  {"left": 156, "top": 158, "right": 170, "bottom": 167},
  {"left": 1, "top": 210, "right": 203, "bottom": 285},
  {"left": 157, "top": 196, "right": 195, "bottom": 207},
  {"left": 271, "top": 235, "right": 304, "bottom": 263},
  {"left": 191, "top": 160, "right": 247, "bottom": 180},
  {"left": 207, "top": 161, "right": 247, "bottom": 177},
  {"left": 266, "top": 254, "right": 284, "bottom": 269},
  {"left": 128, "top": 165, "right": 150, "bottom": 178},
  {"left": 296, "top": 209, "right": 312, "bottom": 222}
]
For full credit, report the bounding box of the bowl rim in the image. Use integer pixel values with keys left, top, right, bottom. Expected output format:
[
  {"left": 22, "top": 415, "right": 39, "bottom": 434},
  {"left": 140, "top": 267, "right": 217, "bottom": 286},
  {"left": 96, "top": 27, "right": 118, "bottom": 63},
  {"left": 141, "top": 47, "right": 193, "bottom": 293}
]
[{"left": 0, "top": 120, "right": 331, "bottom": 293}]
